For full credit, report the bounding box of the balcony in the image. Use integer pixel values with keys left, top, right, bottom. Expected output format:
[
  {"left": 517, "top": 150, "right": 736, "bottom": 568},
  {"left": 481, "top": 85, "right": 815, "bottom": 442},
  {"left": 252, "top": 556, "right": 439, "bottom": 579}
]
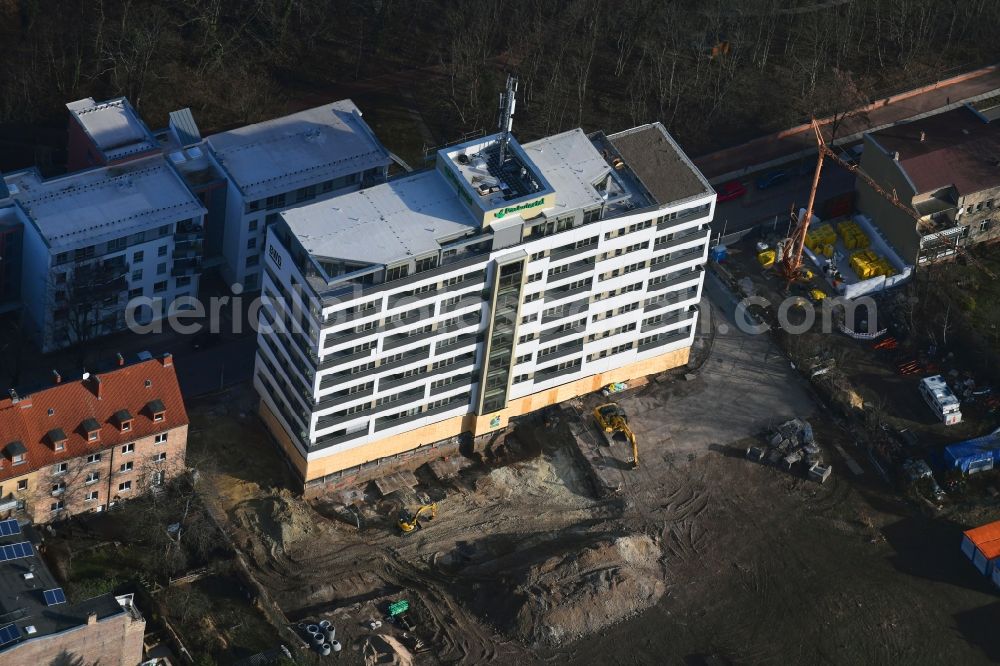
[
  {"left": 648, "top": 266, "right": 703, "bottom": 292},
  {"left": 649, "top": 249, "right": 704, "bottom": 274},
  {"left": 534, "top": 360, "right": 582, "bottom": 383},
  {"left": 644, "top": 287, "right": 699, "bottom": 313},
  {"left": 435, "top": 333, "right": 481, "bottom": 355},
  {"left": 539, "top": 322, "right": 585, "bottom": 344},
  {"left": 317, "top": 349, "right": 375, "bottom": 370},
  {"left": 640, "top": 308, "right": 698, "bottom": 334},
  {"left": 171, "top": 257, "right": 203, "bottom": 277},
  {"left": 536, "top": 339, "right": 584, "bottom": 364},
  {"left": 172, "top": 240, "right": 204, "bottom": 260},
  {"left": 638, "top": 328, "right": 692, "bottom": 353},
  {"left": 440, "top": 292, "right": 486, "bottom": 314},
  {"left": 311, "top": 427, "right": 369, "bottom": 452},
  {"left": 316, "top": 385, "right": 374, "bottom": 410},
  {"left": 550, "top": 238, "right": 598, "bottom": 262},
  {"left": 544, "top": 279, "right": 593, "bottom": 303},
  {"left": 656, "top": 205, "right": 710, "bottom": 232},
  {"left": 541, "top": 298, "right": 589, "bottom": 324},
  {"left": 377, "top": 347, "right": 431, "bottom": 373},
  {"left": 653, "top": 227, "right": 709, "bottom": 253},
  {"left": 430, "top": 374, "right": 474, "bottom": 396},
  {"left": 373, "top": 397, "right": 468, "bottom": 432},
  {"left": 547, "top": 258, "right": 595, "bottom": 284},
  {"left": 383, "top": 326, "right": 439, "bottom": 351}
]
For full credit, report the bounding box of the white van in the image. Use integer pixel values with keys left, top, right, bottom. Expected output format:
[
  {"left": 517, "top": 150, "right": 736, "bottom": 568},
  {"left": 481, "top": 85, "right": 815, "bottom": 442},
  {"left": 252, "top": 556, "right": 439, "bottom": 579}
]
[{"left": 919, "top": 375, "right": 962, "bottom": 425}]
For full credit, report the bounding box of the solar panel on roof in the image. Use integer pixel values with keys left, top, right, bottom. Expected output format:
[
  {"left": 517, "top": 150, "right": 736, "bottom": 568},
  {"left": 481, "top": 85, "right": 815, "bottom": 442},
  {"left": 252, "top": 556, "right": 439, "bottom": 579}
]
[
  {"left": 0, "top": 542, "right": 33, "bottom": 562},
  {"left": 43, "top": 588, "right": 67, "bottom": 606},
  {"left": 0, "top": 623, "right": 19, "bottom": 646},
  {"left": 0, "top": 519, "right": 19, "bottom": 536}
]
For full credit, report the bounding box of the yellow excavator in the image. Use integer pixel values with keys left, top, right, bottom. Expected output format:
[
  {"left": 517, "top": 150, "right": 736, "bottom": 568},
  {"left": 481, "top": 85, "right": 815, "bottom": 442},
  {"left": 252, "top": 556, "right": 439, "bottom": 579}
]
[
  {"left": 397, "top": 503, "right": 437, "bottom": 534},
  {"left": 593, "top": 403, "right": 638, "bottom": 469}
]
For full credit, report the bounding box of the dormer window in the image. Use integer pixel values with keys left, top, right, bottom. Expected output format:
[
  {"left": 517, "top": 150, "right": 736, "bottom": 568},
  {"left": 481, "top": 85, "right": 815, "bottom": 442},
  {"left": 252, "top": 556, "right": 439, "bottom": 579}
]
[
  {"left": 47, "top": 429, "right": 67, "bottom": 452},
  {"left": 114, "top": 410, "right": 133, "bottom": 433},
  {"left": 146, "top": 399, "right": 166, "bottom": 423},
  {"left": 81, "top": 418, "right": 101, "bottom": 442},
  {"left": 4, "top": 441, "right": 26, "bottom": 465}
]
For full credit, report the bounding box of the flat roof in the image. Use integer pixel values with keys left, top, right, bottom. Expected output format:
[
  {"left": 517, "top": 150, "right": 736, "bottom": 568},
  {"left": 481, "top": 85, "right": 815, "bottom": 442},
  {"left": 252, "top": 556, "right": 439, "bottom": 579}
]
[
  {"left": 441, "top": 134, "right": 554, "bottom": 214},
  {"left": 66, "top": 97, "right": 158, "bottom": 162},
  {"left": 869, "top": 106, "right": 1000, "bottom": 196},
  {"left": 284, "top": 126, "right": 671, "bottom": 268},
  {"left": 608, "top": 123, "right": 712, "bottom": 205},
  {"left": 206, "top": 99, "right": 390, "bottom": 200},
  {"left": 521, "top": 129, "right": 610, "bottom": 213},
  {"left": 5, "top": 156, "right": 206, "bottom": 251},
  {"left": 0, "top": 525, "right": 125, "bottom": 651},
  {"left": 283, "top": 169, "right": 479, "bottom": 266}
]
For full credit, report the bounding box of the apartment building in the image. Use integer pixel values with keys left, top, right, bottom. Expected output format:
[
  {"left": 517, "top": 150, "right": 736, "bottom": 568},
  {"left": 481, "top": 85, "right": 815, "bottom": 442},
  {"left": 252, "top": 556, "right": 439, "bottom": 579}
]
[
  {"left": 0, "top": 522, "right": 144, "bottom": 664},
  {"left": 0, "top": 202, "right": 25, "bottom": 312},
  {"left": 0, "top": 354, "right": 188, "bottom": 523},
  {"left": 7, "top": 155, "right": 207, "bottom": 352},
  {"left": 858, "top": 102, "right": 1000, "bottom": 265},
  {"left": 255, "top": 122, "right": 714, "bottom": 491},
  {"left": 205, "top": 100, "right": 392, "bottom": 290}
]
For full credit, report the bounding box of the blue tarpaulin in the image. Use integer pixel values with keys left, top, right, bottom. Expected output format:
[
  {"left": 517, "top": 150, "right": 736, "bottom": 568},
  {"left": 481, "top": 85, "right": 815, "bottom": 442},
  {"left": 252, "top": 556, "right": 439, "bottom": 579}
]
[{"left": 944, "top": 434, "right": 1000, "bottom": 474}]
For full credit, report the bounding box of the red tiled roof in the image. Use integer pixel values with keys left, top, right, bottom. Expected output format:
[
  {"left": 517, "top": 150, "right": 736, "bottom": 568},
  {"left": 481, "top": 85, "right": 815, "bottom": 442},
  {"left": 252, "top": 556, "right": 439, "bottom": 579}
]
[
  {"left": 870, "top": 106, "right": 1000, "bottom": 196},
  {"left": 0, "top": 357, "right": 187, "bottom": 482}
]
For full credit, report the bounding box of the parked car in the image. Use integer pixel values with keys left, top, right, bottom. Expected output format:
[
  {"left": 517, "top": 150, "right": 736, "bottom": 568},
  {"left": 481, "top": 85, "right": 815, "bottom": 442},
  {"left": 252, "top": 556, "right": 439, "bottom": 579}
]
[
  {"left": 755, "top": 170, "right": 788, "bottom": 190},
  {"left": 716, "top": 179, "right": 747, "bottom": 202}
]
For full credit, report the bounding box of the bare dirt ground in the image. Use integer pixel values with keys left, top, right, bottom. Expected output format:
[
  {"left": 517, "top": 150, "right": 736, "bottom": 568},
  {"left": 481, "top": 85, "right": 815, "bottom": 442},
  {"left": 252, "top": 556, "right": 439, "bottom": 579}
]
[{"left": 187, "top": 299, "right": 1000, "bottom": 664}]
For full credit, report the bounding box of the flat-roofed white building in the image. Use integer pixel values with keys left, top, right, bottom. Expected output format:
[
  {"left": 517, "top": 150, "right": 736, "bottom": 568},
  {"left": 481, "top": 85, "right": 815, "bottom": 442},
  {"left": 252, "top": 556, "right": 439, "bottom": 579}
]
[
  {"left": 205, "top": 100, "right": 392, "bottom": 291},
  {"left": 7, "top": 156, "right": 206, "bottom": 352},
  {"left": 255, "top": 122, "right": 715, "bottom": 491}
]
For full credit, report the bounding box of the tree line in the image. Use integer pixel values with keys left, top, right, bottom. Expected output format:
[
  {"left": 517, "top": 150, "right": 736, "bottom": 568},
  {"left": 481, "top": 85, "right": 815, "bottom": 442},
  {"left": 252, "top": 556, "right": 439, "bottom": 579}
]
[{"left": 1, "top": 0, "right": 999, "bottom": 168}]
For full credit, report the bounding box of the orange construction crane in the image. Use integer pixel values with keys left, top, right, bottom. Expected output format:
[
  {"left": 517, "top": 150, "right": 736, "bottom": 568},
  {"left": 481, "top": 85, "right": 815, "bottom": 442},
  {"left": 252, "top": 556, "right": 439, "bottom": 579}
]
[{"left": 780, "top": 118, "right": 924, "bottom": 281}]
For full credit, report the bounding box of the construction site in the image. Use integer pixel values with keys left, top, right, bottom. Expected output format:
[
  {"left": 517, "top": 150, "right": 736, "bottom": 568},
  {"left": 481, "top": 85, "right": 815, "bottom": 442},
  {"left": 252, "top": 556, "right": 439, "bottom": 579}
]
[{"left": 138, "top": 275, "right": 997, "bottom": 664}]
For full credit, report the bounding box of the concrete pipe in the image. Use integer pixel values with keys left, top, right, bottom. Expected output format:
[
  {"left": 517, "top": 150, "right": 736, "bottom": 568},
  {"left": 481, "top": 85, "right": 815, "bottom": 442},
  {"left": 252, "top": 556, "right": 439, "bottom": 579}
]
[
  {"left": 324, "top": 627, "right": 335, "bottom": 642},
  {"left": 319, "top": 643, "right": 332, "bottom": 656},
  {"left": 307, "top": 624, "right": 320, "bottom": 635},
  {"left": 319, "top": 619, "right": 331, "bottom": 630},
  {"left": 331, "top": 640, "right": 342, "bottom": 653},
  {"left": 312, "top": 633, "right": 326, "bottom": 646}
]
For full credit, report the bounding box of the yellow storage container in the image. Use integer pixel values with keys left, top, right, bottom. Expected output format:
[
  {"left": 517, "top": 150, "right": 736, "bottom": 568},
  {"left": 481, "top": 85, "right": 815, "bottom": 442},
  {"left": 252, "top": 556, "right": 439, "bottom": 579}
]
[{"left": 757, "top": 249, "right": 776, "bottom": 268}]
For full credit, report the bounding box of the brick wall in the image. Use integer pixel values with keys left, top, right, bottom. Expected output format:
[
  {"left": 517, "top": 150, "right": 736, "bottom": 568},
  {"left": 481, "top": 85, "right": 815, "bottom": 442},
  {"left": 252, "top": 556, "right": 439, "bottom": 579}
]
[{"left": 23, "top": 423, "right": 188, "bottom": 524}]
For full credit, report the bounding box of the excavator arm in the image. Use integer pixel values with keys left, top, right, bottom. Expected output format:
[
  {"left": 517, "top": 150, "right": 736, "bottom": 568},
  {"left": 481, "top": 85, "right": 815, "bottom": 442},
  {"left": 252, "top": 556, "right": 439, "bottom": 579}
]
[
  {"left": 398, "top": 503, "right": 437, "bottom": 534},
  {"left": 593, "top": 403, "right": 639, "bottom": 469}
]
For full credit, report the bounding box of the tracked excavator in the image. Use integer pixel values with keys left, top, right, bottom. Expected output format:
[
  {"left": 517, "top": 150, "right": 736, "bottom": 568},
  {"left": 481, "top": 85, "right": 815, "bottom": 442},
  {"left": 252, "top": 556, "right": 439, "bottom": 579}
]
[
  {"left": 593, "top": 403, "right": 639, "bottom": 469},
  {"left": 397, "top": 503, "right": 437, "bottom": 534}
]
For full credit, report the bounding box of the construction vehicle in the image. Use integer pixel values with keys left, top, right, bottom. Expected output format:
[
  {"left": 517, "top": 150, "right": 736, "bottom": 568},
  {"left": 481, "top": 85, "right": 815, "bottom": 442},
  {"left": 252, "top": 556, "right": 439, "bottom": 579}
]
[
  {"left": 593, "top": 403, "right": 639, "bottom": 469},
  {"left": 397, "top": 503, "right": 437, "bottom": 534}
]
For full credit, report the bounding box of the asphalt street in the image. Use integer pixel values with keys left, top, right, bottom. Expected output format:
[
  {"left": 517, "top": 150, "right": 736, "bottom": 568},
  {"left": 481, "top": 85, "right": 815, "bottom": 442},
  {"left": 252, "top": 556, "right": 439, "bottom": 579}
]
[{"left": 710, "top": 155, "right": 857, "bottom": 238}]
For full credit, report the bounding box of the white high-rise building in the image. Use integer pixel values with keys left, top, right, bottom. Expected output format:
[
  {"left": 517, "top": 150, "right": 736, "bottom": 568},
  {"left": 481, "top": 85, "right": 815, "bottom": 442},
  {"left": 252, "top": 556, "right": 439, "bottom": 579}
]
[{"left": 254, "top": 123, "right": 715, "bottom": 492}]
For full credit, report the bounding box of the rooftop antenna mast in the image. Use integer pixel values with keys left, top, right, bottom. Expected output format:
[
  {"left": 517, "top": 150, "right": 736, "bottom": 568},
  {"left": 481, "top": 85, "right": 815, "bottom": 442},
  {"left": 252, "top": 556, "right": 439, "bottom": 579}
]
[{"left": 497, "top": 74, "right": 518, "bottom": 166}]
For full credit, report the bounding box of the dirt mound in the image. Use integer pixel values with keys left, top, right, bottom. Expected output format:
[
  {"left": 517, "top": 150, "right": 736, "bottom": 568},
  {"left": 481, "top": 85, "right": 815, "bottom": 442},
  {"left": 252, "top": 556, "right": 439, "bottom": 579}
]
[
  {"left": 470, "top": 534, "right": 666, "bottom": 646},
  {"left": 233, "top": 490, "right": 316, "bottom": 552}
]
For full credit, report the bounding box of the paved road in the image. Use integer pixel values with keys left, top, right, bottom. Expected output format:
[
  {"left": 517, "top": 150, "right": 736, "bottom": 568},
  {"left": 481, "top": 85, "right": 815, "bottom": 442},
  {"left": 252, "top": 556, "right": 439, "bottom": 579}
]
[
  {"left": 695, "top": 65, "right": 1000, "bottom": 181},
  {"left": 711, "top": 161, "right": 856, "bottom": 238}
]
